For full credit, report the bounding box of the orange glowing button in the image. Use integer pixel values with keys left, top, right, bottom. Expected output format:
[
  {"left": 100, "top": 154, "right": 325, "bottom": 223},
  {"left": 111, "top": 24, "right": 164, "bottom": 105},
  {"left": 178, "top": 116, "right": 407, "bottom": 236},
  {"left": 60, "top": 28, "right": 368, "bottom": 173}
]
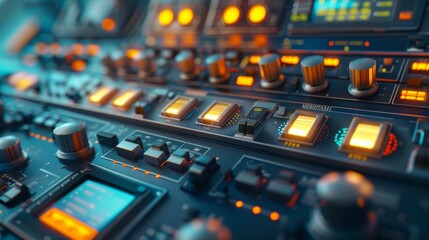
[
  {"left": 87, "top": 44, "right": 100, "bottom": 56},
  {"left": 71, "top": 59, "right": 87, "bottom": 72},
  {"left": 235, "top": 200, "right": 244, "bottom": 208},
  {"left": 49, "top": 43, "right": 62, "bottom": 55},
  {"left": 281, "top": 55, "right": 300, "bottom": 65},
  {"left": 125, "top": 48, "right": 141, "bottom": 60},
  {"left": 324, "top": 57, "right": 340, "bottom": 67},
  {"left": 178, "top": 8, "right": 194, "bottom": 26},
  {"left": 158, "top": 8, "right": 174, "bottom": 27},
  {"left": 339, "top": 117, "right": 391, "bottom": 158},
  {"left": 101, "top": 18, "right": 116, "bottom": 32},
  {"left": 223, "top": 5, "right": 241, "bottom": 25},
  {"left": 197, "top": 101, "right": 239, "bottom": 127},
  {"left": 88, "top": 86, "right": 118, "bottom": 106},
  {"left": 279, "top": 110, "right": 327, "bottom": 146},
  {"left": 72, "top": 43, "right": 85, "bottom": 56},
  {"left": 236, "top": 76, "right": 254, "bottom": 87},
  {"left": 249, "top": 55, "right": 261, "bottom": 64},
  {"left": 8, "top": 72, "right": 39, "bottom": 91},
  {"left": 112, "top": 89, "right": 143, "bottom": 111},
  {"left": 270, "top": 212, "right": 280, "bottom": 221},
  {"left": 252, "top": 206, "right": 262, "bottom": 215},
  {"left": 248, "top": 4, "right": 267, "bottom": 24},
  {"left": 399, "top": 11, "right": 413, "bottom": 21},
  {"left": 400, "top": 89, "right": 426, "bottom": 102},
  {"left": 39, "top": 208, "right": 98, "bottom": 240},
  {"left": 161, "top": 96, "right": 199, "bottom": 120},
  {"left": 410, "top": 62, "right": 429, "bottom": 72}
]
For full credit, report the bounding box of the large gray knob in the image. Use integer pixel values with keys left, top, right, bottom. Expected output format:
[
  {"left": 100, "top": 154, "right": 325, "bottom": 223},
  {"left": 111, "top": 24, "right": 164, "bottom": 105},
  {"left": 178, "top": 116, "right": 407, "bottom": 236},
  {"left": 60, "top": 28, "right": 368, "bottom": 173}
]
[
  {"left": 53, "top": 122, "right": 94, "bottom": 163},
  {"left": 205, "top": 53, "right": 229, "bottom": 84},
  {"left": 259, "top": 54, "right": 284, "bottom": 89},
  {"left": 348, "top": 58, "right": 378, "bottom": 97},
  {"left": 0, "top": 136, "right": 27, "bottom": 171},
  {"left": 301, "top": 55, "right": 328, "bottom": 93},
  {"left": 308, "top": 171, "right": 377, "bottom": 240},
  {"left": 175, "top": 50, "right": 197, "bottom": 81}
]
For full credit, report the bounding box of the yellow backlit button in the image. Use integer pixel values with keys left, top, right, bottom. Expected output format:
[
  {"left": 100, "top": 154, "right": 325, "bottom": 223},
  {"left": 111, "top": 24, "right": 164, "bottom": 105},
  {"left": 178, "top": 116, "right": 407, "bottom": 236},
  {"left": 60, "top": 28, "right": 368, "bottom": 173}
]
[
  {"left": 178, "top": 7, "right": 194, "bottom": 26},
  {"left": 88, "top": 86, "right": 118, "bottom": 106},
  {"left": 158, "top": 8, "right": 174, "bottom": 27},
  {"left": 339, "top": 117, "right": 391, "bottom": 158},
  {"left": 161, "top": 96, "right": 199, "bottom": 121},
  {"left": 112, "top": 89, "right": 143, "bottom": 111},
  {"left": 223, "top": 5, "right": 241, "bottom": 25},
  {"left": 197, "top": 101, "right": 239, "bottom": 128},
  {"left": 248, "top": 4, "right": 267, "bottom": 24},
  {"left": 281, "top": 55, "right": 300, "bottom": 65},
  {"left": 279, "top": 110, "right": 327, "bottom": 145},
  {"left": 324, "top": 57, "right": 340, "bottom": 67},
  {"left": 236, "top": 76, "right": 254, "bottom": 87}
]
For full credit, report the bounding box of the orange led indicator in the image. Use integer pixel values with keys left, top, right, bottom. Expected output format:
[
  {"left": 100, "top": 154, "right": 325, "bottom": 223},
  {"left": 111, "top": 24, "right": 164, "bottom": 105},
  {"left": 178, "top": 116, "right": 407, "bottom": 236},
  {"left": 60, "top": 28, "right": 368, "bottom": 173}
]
[
  {"left": 269, "top": 212, "right": 280, "bottom": 221},
  {"left": 252, "top": 206, "right": 262, "bottom": 215},
  {"left": 399, "top": 11, "right": 413, "bottom": 21},
  {"left": 248, "top": 4, "right": 267, "bottom": 24},
  {"left": 236, "top": 76, "right": 254, "bottom": 87},
  {"left": 158, "top": 9, "right": 174, "bottom": 27},
  {"left": 178, "top": 8, "right": 194, "bottom": 26},
  {"left": 235, "top": 200, "right": 244, "bottom": 208},
  {"left": 101, "top": 18, "right": 116, "bottom": 32},
  {"left": 249, "top": 55, "right": 261, "bottom": 64},
  {"left": 400, "top": 90, "right": 426, "bottom": 102},
  {"left": 281, "top": 55, "right": 300, "bottom": 65},
  {"left": 324, "top": 57, "right": 340, "bottom": 67},
  {"left": 39, "top": 208, "right": 98, "bottom": 240},
  {"left": 70, "top": 59, "right": 87, "bottom": 72},
  {"left": 87, "top": 44, "right": 100, "bottom": 56},
  {"left": 125, "top": 48, "right": 141, "bottom": 60},
  {"left": 223, "top": 5, "right": 241, "bottom": 25},
  {"left": 411, "top": 62, "right": 429, "bottom": 72},
  {"left": 72, "top": 44, "right": 85, "bottom": 56},
  {"left": 49, "top": 43, "right": 62, "bottom": 55}
]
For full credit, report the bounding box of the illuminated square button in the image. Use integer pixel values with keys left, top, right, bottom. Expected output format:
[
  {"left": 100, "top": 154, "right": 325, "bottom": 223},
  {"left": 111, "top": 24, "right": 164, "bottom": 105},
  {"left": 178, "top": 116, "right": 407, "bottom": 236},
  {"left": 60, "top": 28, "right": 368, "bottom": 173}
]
[
  {"left": 161, "top": 96, "right": 199, "bottom": 121},
  {"left": 88, "top": 86, "right": 118, "bottom": 106},
  {"left": 196, "top": 101, "right": 239, "bottom": 128},
  {"left": 111, "top": 89, "right": 143, "bottom": 111},
  {"left": 339, "top": 117, "right": 391, "bottom": 158},
  {"left": 279, "top": 110, "right": 327, "bottom": 145}
]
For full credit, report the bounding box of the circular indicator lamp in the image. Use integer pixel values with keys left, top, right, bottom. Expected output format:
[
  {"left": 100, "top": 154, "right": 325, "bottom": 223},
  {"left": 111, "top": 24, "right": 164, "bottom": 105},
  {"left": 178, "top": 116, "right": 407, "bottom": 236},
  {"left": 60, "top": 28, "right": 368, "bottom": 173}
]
[
  {"left": 101, "top": 18, "right": 116, "bottom": 32},
  {"left": 178, "top": 8, "right": 194, "bottom": 26},
  {"left": 158, "top": 9, "right": 174, "bottom": 27},
  {"left": 223, "top": 5, "right": 241, "bottom": 25},
  {"left": 248, "top": 4, "right": 267, "bottom": 24}
]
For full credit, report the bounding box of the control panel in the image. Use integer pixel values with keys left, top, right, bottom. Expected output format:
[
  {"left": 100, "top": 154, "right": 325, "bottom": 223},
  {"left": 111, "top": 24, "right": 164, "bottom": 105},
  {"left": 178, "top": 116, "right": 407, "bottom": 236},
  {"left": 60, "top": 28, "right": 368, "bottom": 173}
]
[{"left": 0, "top": 0, "right": 428, "bottom": 239}]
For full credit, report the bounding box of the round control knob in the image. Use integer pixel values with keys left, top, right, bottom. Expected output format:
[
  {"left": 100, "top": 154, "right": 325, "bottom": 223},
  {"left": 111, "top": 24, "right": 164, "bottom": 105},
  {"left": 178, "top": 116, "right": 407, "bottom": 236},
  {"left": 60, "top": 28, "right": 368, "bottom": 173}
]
[
  {"left": 175, "top": 50, "right": 197, "bottom": 81},
  {"left": 136, "top": 49, "right": 156, "bottom": 78},
  {"left": 53, "top": 122, "right": 94, "bottom": 163},
  {"left": 301, "top": 55, "right": 329, "bottom": 93},
  {"left": 307, "top": 171, "right": 377, "bottom": 240},
  {"left": 175, "top": 217, "right": 232, "bottom": 240},
  {"left": 348, "top": 58, "right": 378, "bottom": 97},
  {"left": 259, "top": 54, "right": 284, "bottom": 89},
  {"left": 205, "top": 53, "right": 229, "bottom": 84},
  {"left": 0, "top": 136, "right": 28, "bottom": 171}
]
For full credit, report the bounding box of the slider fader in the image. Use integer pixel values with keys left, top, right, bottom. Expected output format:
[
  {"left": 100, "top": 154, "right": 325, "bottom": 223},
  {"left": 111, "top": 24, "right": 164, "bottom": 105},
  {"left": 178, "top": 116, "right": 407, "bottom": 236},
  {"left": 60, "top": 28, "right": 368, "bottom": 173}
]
[{"left": 0, "top": 0, "right": 429, "bottom": 239}]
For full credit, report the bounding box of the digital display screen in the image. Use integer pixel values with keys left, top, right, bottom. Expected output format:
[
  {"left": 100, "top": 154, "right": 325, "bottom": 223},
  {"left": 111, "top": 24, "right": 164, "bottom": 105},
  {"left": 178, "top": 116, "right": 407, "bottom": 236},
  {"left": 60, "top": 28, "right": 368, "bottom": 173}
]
[
  {"left": 312, "top": 0, "right": 397, "bottom": 23},
  {"left": 39, "top": 180, "right": 135, "bottom": 240}
]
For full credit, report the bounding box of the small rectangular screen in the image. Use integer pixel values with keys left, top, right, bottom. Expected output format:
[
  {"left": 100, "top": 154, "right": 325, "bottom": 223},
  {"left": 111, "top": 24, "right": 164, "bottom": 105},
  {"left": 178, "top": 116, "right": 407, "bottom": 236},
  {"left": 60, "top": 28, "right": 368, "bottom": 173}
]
[
  {"left": 39, "top": 180, "right": 135, "bottom": 240},
  {"left": 312, "top": 0, "right": 397, "bottom": 23}
]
